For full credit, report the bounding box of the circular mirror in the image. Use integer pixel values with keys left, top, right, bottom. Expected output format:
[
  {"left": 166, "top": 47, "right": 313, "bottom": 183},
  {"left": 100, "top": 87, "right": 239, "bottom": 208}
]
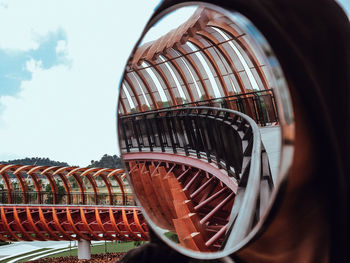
[{"left": 117, "top": 3, "right": 294, "bottom": 259}]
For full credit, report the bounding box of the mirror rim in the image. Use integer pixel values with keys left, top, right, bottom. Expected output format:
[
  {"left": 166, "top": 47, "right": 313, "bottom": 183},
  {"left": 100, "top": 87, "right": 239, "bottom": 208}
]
[{"left": 116, "top": 1, "right": 295, "bottom": 260}]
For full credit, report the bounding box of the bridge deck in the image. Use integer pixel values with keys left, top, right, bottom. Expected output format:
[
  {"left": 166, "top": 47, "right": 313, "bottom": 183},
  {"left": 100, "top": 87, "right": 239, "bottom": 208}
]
[{"left": 260, "top": 126, "right": 281, "bottom": 183}]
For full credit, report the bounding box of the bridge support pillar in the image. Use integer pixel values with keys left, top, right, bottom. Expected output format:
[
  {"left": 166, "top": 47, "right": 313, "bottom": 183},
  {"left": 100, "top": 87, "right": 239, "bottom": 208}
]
[{"left": 78, "top": 239, "right": 91, "bottom": 260}]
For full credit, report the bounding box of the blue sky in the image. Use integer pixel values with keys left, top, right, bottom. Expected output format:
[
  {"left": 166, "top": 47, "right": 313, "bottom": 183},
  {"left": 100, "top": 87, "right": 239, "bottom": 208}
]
[
  {"left": 0, "top": 30, "right": 68, "bottom": 96},
  {"left": 0, "top": 0, "right": 160, "bottom": 166},
  {"left": 337, "top": 0, "right": 350, "bottom": 16},
  {"left": 0, "top": 0, "right": 347, "bottom": 166},
  {"left": 1, "top": 0, "right": 347, "bottom": 99}
]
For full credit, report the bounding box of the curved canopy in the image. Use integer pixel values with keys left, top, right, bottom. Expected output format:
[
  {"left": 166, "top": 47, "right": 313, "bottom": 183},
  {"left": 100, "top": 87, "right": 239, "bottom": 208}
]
[{"left": 120, "top": 7, "right": 271, "bottom": 115}]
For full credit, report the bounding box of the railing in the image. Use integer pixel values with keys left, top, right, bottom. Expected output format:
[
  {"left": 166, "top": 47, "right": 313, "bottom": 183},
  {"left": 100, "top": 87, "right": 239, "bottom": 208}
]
[
  {"left": 120, "top": 106, "right": 273, "bottom": 246},
  {"left": 0, "top": 165, "right": 130, "bottom": 206},
  {"left": 0, "top": 190, "right": 136, "bottom": 206},
  {"left": 121, "top": 107, "right": 262, "bottom": 179},
  {"left": 126, "top": 89, "right": 278, "bottom": 126}
]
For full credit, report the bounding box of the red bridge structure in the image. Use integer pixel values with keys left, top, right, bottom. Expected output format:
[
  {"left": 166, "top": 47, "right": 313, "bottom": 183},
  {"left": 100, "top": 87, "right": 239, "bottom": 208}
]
[{"left": 0, "top": 164, "right": 149, "bottom": 246}]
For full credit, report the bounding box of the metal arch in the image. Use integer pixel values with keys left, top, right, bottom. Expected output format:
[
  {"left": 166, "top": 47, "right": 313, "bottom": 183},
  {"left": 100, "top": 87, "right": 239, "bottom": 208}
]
[
  {"left": 127, "top": 72, "right": 153, "bottom": 109},
  {"left": 175, "top": 46, "right": 211, "bottom": 99},
  {"left": 13, "top": 207, "right": 34, "bottom": 241},
  {"left": 41, "top": 166, "right": 60, "bottom": 204},
  {"left": 80, "top": 207, "right": 102, "bottom": 240},
  {"left": 66, "top": 167, "right": 88, "bottom": 205},
  {"left": 13, "top": 170, "right": 29, "bottom": 204},
  {"left": 94, "top": 207, "right": 113, "bottom": 240},
  {"left": 92, "top": 168, "right": 115, "bottom": 205},
  {"left": 38, "top": 207, "right": 61, "bottom": 240},
  {"left": 27, "top": 166, "right": 48, "bottom": 203},
  {"left": 129, "top": 67, "right": 164, "bottom": 110},
  {"left": 13, "top": 165, "right": 33, "bottom": 174},
  {"left": 27, "top": 165, "right": 47, "bottom": 174},
  {"left": 99, "top": 173, "right": 115, "bottom": 205},
  {"left": 207, "top": 21, "right": 269, "bottom": 90},
  {"left": 142, "top": 60, "right": 178, "bottom": 107},
  {"left": 80, "top": 168, "right": 102, "bottom": 204},
  {"left": 0, "top": 207, "right": 23, "bottom": 241},
  {"left": 12, "top": 165, "right": 31, "bottom": 174},
  {"left": 109, "top": 207, "right": 129, "bottom": 240},
  {"left": 0, "top": 171, "right": 13, "bottom": 204},
  {"left": 82, "top": 172, "right": 100, "bottom": 205},
  {"left": 130, "top": 70, "right": 159, "bottom": 110},
  {"left": 150, "top": 54, "right": 189, "bottom": 104},
  {"left": 205, "top": 11, "right": 269, "bottom": 92},
  {"left": 52, "top": 207, "right": 74, "bottom": 240},
  {"left": 15, "top": 166, "right": 43, "bottom": 204},
  {"left": 160, "top": 54, "right": 195, "bottom": 102},
  {"left": 0, "top": 165, "right": 21, "bottom": 204},
  {"left": 0, "top": 164, "right": 18, "bottom": 174},
  {"left": 119, "top": 97, "right": 127, "bottom": 114},
  {"left": 196, "top": 30, "right": 247, "bottom": 94},
  {"left": 187, "top": 37, "right": 229, "bottom": 97},
  {"left": 2, "top": 165, "right": 29, "bottom": 204},
  {"left": 26, "top": 207, "right": 48, "bottom": 241},
  {"left": 133, "top": 208, "right": 149, "bottom": 239},
  {"left": 0, "top": 207, "right": 14, "bottom": 242},
  {"left": 124, "top": 74, "right": 143, "bottom": 111},
  {"left": 79, "top": 167, "right": 101, "bottom": 176},
  {"left": 52, "top": 167, "right": 74, "bottom": 204},
  {"left": 122, "top": 209, "right": 142, "bottom": 241},
  {"left": 151, "top": 55, "right": 192, "bottom": 103},
  {"left": 65, "top": 207, "right": 91, "bottom": 240},
  {"left": 107, "top": 169, "right": 127, "bottom": 205}
]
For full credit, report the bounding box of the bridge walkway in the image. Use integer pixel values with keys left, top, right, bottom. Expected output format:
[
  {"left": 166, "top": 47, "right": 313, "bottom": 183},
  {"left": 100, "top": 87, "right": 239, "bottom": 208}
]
[{"left": 260, "top": 126, "right": 281, "bottom": 183}]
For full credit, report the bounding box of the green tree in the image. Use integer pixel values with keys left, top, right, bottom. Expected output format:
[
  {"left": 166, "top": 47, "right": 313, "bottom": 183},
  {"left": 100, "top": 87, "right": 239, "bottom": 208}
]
[{"left": 89, "top": 154, "right": 122, "bottom": 169}]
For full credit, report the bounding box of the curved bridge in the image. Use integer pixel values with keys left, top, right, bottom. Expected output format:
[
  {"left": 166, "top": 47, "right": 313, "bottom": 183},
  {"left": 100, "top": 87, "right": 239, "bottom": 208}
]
[
  {"left": 119, "top": 107, "right": 273, "bottom": 251},
  {"left": 0, "top": 165, "right": 148, "bottom": 242}
]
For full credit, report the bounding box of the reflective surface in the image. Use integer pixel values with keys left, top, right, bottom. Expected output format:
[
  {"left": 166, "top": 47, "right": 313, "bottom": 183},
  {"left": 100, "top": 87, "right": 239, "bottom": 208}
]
[{"left": 117, "top": 4, "right": 294, "bottom": 258}]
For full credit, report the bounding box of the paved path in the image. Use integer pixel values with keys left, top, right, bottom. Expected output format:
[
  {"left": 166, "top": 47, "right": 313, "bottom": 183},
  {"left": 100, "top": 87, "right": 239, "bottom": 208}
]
[
  {"left": 260, "top": 126, "right": 281, "bottom": 184},
  {"left": 0, "top": 241, "right": 73, "bottom": 260},
  {"left": 0, "top": 241, "right": 106, "bottom": 262}
]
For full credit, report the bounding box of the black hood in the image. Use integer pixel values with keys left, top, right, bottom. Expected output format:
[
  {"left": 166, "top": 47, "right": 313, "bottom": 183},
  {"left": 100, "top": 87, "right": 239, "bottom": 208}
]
[{"left": 150, "top": 0, "right": 350, "bottom": 261}]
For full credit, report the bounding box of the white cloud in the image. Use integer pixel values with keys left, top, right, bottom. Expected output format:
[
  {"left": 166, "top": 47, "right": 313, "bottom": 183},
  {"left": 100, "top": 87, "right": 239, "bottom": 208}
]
[
  {"left": 0, "top": 0, "right": 159, "bottom": 166},
  {"left": 56, "top": 40, "right": 67, "bottom": 54},
  {"left": 25, "top": 58, "right": 43, "bottom": 72}
]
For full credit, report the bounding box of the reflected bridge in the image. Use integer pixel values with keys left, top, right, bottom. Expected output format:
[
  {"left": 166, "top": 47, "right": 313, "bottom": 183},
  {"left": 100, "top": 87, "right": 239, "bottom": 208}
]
[{"left": 117, "top": 6, "right": 285, "bottom": 253}]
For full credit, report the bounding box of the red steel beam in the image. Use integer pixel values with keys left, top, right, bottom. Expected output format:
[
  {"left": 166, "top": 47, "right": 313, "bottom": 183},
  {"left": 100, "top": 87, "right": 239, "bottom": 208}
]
[{"left": 0, "top": 205, "right": 147, "bottom": 242}]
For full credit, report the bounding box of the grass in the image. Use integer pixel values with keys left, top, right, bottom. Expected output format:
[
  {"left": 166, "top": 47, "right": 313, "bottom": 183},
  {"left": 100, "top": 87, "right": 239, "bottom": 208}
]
[
  {"left": 0, "top": 241, "right": 141, "bottom": 262},
  {"left": 46, "top": 241, "right": 139, "bottom": 258}
]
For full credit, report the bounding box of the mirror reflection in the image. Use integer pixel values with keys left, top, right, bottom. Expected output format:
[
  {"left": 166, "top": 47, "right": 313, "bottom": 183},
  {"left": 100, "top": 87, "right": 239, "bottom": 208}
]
[{"left": 118, "top": 5, "right": 291, "bottom": 253}]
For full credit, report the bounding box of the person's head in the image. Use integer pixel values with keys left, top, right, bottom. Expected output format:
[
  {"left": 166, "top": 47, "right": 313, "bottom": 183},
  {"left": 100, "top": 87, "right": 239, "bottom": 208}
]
[{"left": 120, "top": 1, "right": 350, "bottom": 262}]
